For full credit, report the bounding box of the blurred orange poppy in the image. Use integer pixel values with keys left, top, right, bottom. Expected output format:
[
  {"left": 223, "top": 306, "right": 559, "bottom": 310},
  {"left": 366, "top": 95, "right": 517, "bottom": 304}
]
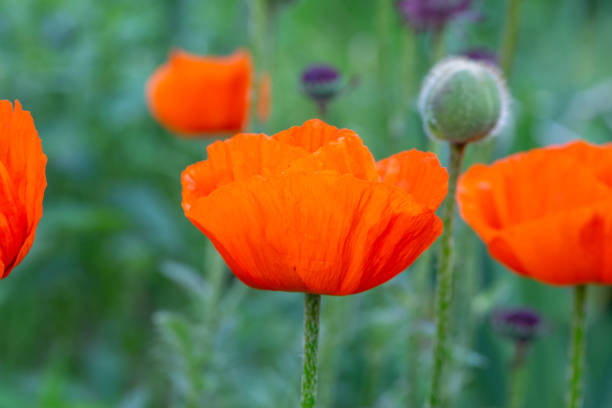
[
  {"left": 181, "top": 119, "right": 448, "bottom": 295},
  {"left": 457, "top": 140, "right": 612, "bottom": 285},
  {"left": 146, "top": 49, "right": 252, "bottom": 135},
  {"left": 0, "top": 100, "right": 47, "bottom": 279},
  {"left": 256, "top": 72, "right": 271, "bottom": 123}
]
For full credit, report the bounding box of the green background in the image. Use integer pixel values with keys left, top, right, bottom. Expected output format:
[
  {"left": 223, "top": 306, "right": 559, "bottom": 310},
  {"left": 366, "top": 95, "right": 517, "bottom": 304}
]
[{"left": 1, "top": 0, "right": 611, "bottom": 406}]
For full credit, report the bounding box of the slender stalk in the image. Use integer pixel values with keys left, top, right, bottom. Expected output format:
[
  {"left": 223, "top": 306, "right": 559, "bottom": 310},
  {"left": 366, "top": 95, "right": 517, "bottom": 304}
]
[
  {"left": 301, "top": 293, "right": 322, "bottom": 408},
  {"left": 507, "top": 363, "right": 525, "bottom": 408},
  {"left": 376, "top": 0, "right": 396, "bottom": 151},
  {"left": 251, "top": 0, "right": 268, "bottom": 68},
  {"left": 499, "top": 0, "right": 523, "bottom": 76},
  {"left": 431, "top": 29, "right": 446, "bottom": 64},
  {"left": 566, "top": 285, "right": 587, "bottom": 408},
  {"left": 507, "top": 341, "right": 528, "bottom": 408},
  {"left": 426, "top": 142, "right": 466, "bottom": 408},
  {"left": 250, "top": 0, "right": 274, "bottom": 130}
]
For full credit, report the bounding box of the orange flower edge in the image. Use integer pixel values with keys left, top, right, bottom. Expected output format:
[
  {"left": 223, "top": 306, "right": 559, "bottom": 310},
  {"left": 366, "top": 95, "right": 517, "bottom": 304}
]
[
  {"left": 256, "top": 72, "right": 271, "bottom": 123},
  {"left": 457, "top": 140, "right": 612, "bottom": 285},
  {"left": 0, "top": 100, "right": 47, "bottom": 278},
  {"left": 146, "top": 49, "right": 253, "bottom": 136},
  {"left": 182, "top": 119, "right": 448, "bottom": 295}
]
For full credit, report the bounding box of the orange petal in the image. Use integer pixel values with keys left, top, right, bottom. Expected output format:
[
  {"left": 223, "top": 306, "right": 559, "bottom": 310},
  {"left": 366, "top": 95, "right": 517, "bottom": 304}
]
[
  {"left": 377, "top": 150, "right": 449, "bottom": 210},
  {"left": 181, "top": 133, "right": 308, "bottom": 209},
  {"left": 185, "top": 171, "right": 442, "bottom": 295},
  {"left": 485, "top": 200, "right": 612, "bottom": 285},
  {"left": 0, "top": 100, "right": 47, "bottom": 278},
  {"left": 272, "top": 119, "right": 357, "bottom": 153},
  {"left": 558, "top": 140, "right": 612, "bottom": 189},
  {"left": 457, "top": 146, "right": 612, "bottom": 242},
  {"left": 256, "top": 72, "right": 271, "bottom": 123},
  {"left": 146, "top": 49, "right": 252, "bottom": 135},
  {"left": 286, "top": 132, "right": 379, "bottom": 181}
]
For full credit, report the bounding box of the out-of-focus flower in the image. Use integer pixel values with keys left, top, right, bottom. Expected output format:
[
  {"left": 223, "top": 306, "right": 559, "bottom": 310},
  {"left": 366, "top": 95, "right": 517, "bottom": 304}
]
[
  {"left": 0, "top": 101, "right": 47, "bottom": 279},
  {"left": 146, "top": 49, "right": 253, "bottom": 136},
  {"left": 458, "top": 141, "right": 612, "bottom": 285},
  {"left": 181, "top": 119, "right": 448, "bottom": 295},
  {"left": 301, "top": 65, "right": 343, "bottom": 114},
  {"left": 419, "top": 57, "right": 510, "bottom": 144},
  {"left": 462, "top": 48, "right": 499, "bottom": 66},
  {"left": 492, "top": 308, "right": 544, "bottom": 343},
  {"left": 256, "top": 72, "right": 271, "bottom": 123},
  {"left": 396, "top": 0, "right": 472, "bottom": 32}
]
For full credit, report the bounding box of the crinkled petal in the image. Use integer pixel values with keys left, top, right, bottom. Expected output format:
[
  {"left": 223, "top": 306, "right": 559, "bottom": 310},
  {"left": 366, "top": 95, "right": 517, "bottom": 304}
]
[
  {"left": 377, "top": 150, "right": 449, "bottom": 210},
  {"left": 181, "top": 133, "right": 308, "bottom": 209},
  {"left": 272, "top": 119, "right": 357, "bottom": 153},
  {"left": 286, "top": 132, "right": 379, "bottom": 181},
  {"left": 185, "top": 171, "right": 442, "bottom": 295},
  {"left": 558, "top": 140, "right": 612, "bottom": 188},
  {"left": 0, "top": 100, "right": 47, "bottom": 278},
  {"left": 458, "top": 146, "right": 612, "bottom": 242},
  {"left": 485, "top": 200, "right": 612, "bottom": 285}
]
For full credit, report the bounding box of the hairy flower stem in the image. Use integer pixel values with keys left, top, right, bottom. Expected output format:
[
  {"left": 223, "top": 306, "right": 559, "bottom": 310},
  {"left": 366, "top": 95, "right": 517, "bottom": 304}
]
[
  {"left": 427, "top": 142, "right": 466, "bottom": 408},
  {"left": 301, "top": 293, "right": 322, "bottom": 408},
  {"left": 500, "top": 0, "right": 523, "bottom": 76},
  {"left": 566, "top": 285, "right": 587, "bottom": 408}
]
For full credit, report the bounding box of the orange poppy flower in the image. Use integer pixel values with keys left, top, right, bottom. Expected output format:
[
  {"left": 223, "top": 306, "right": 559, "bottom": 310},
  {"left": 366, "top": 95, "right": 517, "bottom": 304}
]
[
  {"left": 146, "top": 49, "right": 252, "bottom": 135},
  {"left": 181, "top": 119, "right": 448, "bottom": 295},
  {"left": 457, "top": 140, "right": 612, "bottom": 285},
  {"left": 0, "top": 100, "right": 47, "bottom": 279}
]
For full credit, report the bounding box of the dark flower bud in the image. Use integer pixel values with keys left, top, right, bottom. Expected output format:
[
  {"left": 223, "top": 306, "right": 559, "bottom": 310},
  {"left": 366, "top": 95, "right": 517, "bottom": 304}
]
[
  {"left": 491, "top": 308, "right": 544, "bottom": 343},
  {"left": 396, "top": 0, "right": 472, "bottom": 32},
  {"left": 301, "top": 65, "right": 342, "bottom": 103},
  {"left": 462, "top": 48, "right": 499, "bottom": 67}
]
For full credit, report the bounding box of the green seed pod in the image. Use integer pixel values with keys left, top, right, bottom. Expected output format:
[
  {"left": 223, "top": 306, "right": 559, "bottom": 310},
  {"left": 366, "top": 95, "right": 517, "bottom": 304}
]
[{"left": 419, "top": 57, "right": 510, "bottom": 144}]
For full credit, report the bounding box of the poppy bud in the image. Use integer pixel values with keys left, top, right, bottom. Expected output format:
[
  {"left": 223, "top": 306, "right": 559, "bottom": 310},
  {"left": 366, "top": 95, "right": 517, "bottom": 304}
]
[
  {"left": 491, "top": 308, "right": 544, "bottom": 344},
  {"left": 396, "top": 0, "right": 473, "bottom": 32},
  {"left": 301, "top": 65, "right": 342, "bottom": 106},
  {"left": 418, "top": 57, "right": 509, "bottom": 144}
]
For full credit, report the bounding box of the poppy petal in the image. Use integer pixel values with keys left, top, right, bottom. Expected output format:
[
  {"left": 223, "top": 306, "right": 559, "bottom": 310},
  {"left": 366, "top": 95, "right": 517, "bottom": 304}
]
[
  {"left": 458, "top": 147, "right": 612, "bottom": 242},
  {"left": 559, "top": 140, "right": 612, "bottom": 188},
  {"left": 185, "top": 171, "right": 442, "bottom": 295},
  {"left": 287, "top": 132, "right": 379, "bottom": 181},
  {"left": 181, "top": 133, "right": 308, "bottom": 209},
  {"left": 272, "top": 119, "right": 357, "bottom": 153},
  {"left": 377, "top": 150, "right": 449, "bottom": 210},
  {"left": 146, "top": 49, "right": 252, "bottom": 135},
  {"left": 0, "top": 100, "right": 47, "bottom": 278},
  {"left": 485, "top": 200, "right": 612, "bottom": 284}
]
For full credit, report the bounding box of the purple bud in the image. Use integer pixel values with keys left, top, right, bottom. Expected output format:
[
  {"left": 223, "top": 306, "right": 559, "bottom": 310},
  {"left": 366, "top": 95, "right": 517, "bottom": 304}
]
[
  {"left": 396, "top": 0, "right": 472, "bottom": 31},
  {"left": 491, "top": 308, "right": 544, "bottom": 343},
  {"left": 462, "top": 48, "right": 499, "bottom": 67},
  {"left": 301, "top": 64, "right": 343, "bottom": 107}
]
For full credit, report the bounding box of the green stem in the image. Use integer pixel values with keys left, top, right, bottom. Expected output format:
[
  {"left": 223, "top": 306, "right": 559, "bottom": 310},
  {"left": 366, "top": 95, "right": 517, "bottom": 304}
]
[
  {"left": 301, "top": 293, "right": 322, "bottom": 408},
  {"left": 566, "top": 285, "right": 587, "bottom": 408},
  {"left": 251, "top": 0, "right": 268, "bottom": 68},
  {"left": 376, "top": 0, "right": 396, "bottom": 151},
  {"left": 250, "top": 0, "right": 274, "bottom": 130},
  {"left": 507, "top": 342, "right": 528, "bottom": 408},
  {"left": 431, "top": 29, "right": 446, "bottom": 64},
  {"left": 426, "top": 142, "right": 466, "bottom": 408},
  {"left": 507, "top": 363, "right": 525, "bottom": 408},
  {"left": 500, "top": 0, "right": 523, "bottom": 76}
]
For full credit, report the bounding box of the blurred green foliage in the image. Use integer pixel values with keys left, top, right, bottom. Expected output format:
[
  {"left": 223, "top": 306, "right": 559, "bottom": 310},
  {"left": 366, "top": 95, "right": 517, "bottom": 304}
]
[{"left": 0, "top": 0, "right": 612, "bottom": 407}]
